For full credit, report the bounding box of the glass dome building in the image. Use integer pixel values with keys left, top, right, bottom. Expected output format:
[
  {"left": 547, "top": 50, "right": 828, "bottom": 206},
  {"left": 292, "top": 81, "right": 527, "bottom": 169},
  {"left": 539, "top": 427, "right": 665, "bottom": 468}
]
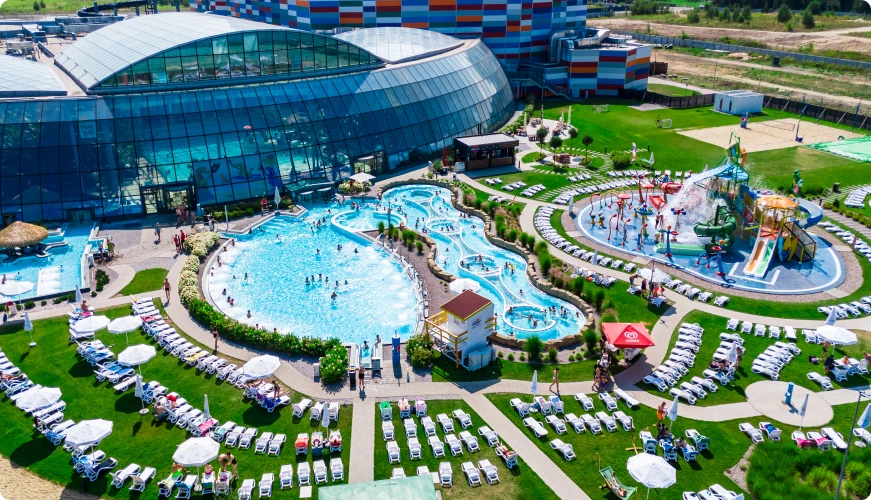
[{"left": 0, "top": 13, "right": 513, "bottom": 222}]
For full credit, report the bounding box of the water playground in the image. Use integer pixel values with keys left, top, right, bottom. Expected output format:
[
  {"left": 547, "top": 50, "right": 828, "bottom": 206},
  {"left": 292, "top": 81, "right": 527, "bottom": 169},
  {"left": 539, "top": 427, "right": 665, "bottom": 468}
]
[{"left": 572, "top": 135, "right": 845, "bottom": 294}]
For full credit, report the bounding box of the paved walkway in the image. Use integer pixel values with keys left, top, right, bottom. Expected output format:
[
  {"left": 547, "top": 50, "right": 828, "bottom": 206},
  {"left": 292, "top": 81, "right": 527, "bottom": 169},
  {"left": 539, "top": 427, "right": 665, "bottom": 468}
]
[
  {"left": 824, "top": 208, "right": 871, "bottom": 241},
  {"left": 12, "top": 168, "right": 869, "bottom": 500}
]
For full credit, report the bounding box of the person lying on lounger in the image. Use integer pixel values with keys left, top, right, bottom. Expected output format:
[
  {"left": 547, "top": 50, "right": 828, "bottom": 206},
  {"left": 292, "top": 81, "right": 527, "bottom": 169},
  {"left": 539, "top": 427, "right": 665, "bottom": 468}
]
[{"left": 602, "top": 475, "right": 627, "bottom": 497}]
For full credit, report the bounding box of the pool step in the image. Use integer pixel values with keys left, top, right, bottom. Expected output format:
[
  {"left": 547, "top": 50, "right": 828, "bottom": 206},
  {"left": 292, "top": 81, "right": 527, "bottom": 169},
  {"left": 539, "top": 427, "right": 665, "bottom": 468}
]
[{"left": 36, "top": 266, "right": 63, "bottom": 296}]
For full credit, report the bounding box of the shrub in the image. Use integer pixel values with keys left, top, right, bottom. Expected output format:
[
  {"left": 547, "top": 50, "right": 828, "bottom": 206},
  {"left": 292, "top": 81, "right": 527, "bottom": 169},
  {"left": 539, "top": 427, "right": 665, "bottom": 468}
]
[
  {"left": 742, "top": 5, "right": 752, "bottom": 21},
  {"left": 801, "top": 9, "right": 815, "bottom": 28},
  {"left": 319, "top": 344, "right": 348, "bottom": 383},
  {"left": 24, "top": 301, "right": 35, "bottom": 309},
  {"left": 506, "top": 229, "right": 518, "bottom": 242},
  {"left": 777, "top": 3, "right": 792, "bottom": 22},
  {"left": 497, "top": 351, "right": 504, "bottom": 359},
  {"left": 519, "top": 352, "right": 525, "bottom": 361},
  {"left": 40, "top": 300, "right": 46, "bottom": 306},
  {"left": 415, "top": 240, "right": 424, "bottom": 253},
  {"left": 525, "top": 335, "right": 544, "bottom": 362},
  {"left": 610, "top": 152, "right": 632, "bottom": 170},
  {"left": 832, "top": 199, "right": 840, "bottom": 208},
  {"left": 548, "top": 348, "right": 558, "bottom": 363},
  {"left": 184, "top": 232, "right": 221, "bottom": 258},
  {"left": 179, "top": 256, "right": 201, "bottom": 305},
  {"left": 567, "top": 354, "right": 575, "bottom": 362},
  {"left": 90, "top": 291, "right": 97, "bottom": 297},
  {"left": 406, "top": 332, "right": 437, "bottom": 368},
  {"left": 584, "top": 328, "right": 598, "bottom": 352},
  {"left": 705, "top": 5, "right": 717, "bottom": 19},
  {"left": 507, "top": 352, "right": 515, "bottom": 361},
  {"left": 686, "top": 9, "right": 700, "bottom": 23},
  {"left": 52, "top": 297, "right": 63, "bottom": 304},
  {"left": 378, "top": 221, "right": 385, "bottom": 234}
]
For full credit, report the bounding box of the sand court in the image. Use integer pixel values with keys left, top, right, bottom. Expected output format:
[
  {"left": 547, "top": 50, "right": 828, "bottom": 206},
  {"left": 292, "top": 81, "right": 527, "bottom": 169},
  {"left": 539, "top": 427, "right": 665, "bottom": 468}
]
[{"left": 678, "top": 118, "right": 863, "bottom": 153}]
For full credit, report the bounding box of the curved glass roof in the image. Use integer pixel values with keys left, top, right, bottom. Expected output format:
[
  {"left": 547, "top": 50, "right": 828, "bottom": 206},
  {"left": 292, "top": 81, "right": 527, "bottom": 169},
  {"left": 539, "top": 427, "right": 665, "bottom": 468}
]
[
  {"left": 334, "top": 28, "right": 464, "bottom": 64},
  {"left": 0, "top": 55, "right": 66, "bottom": 97},
  {"left": 56, "top": 12, "right": 376, "bottom": 91}
]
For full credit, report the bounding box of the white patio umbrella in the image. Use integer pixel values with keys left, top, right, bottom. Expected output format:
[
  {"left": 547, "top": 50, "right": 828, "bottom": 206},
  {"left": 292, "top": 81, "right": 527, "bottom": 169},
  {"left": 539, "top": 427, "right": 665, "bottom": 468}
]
[
  {"left": 531, "top": 370, "right": 538, "bottom": 397},
  {"left": 72, "top": 315, "right": 110, "bottom": 334},
  {"left": 24, "top": 310, "right": 35, "bottom": 347},
  {"left": 349, "top": 172, "right": 375, "bottom": 183},
  {"left": 858, "top": 403, "right": 871, "bottom": 429},
  {"left": 726, "top": 342, "right": 738, "bottom": 365},
  {"left": 449, "top": 278, "right": 481, "bottom": 294},
  {"left": 627, "top": 453, "right": 677, "bottom": 500},
  {"left": 75, "top": 285, "right": 83, "bottom": 305},
  {"left": 65, "top": 419, "right": 113, "bottom": 448},
  {"left": 108, "top": 315, "right": 143, "bottom": 345},
  {"left": 667, "top": 396, "right": 679, "bottom": 425},
  {"left": 173, "top": 437, "right": 220, "bottom": 467},
  {"left": 242, "top": 355, "right": 281, "bottom": 379},
  {"left": 638, "top": 267, "right": 671, "bottom": 283},
  {"left": 16, "top": 386, "right": 62, "bottom": 412},
  {"left": 825, "top": 307, "right": 837, "bottom": 326},
  {"left": 592, "top": 249, "right": 599, "bottom": 266},
  {"left": 0, "top": 281, "right": 34, "bottom": 296},
  {"left": 203, "top": 395, "right": 211, "bottom": 421},
  {"left": 815, "top": 325, "right": 857, "bottom": 346},
  {"left": 118, "top": 344, "right": 156, "bottom": 414}
]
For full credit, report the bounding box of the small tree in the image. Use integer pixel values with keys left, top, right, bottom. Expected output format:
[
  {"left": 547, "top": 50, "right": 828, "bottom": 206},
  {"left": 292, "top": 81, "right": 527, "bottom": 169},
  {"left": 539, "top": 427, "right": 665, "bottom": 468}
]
[
  {"left": 568, "top": 127, "right": 579, "bottom": 149},
  {"left": 687, "top": 9, "right": 700, "bottom": 23},
  {"left": 742, "top": 5, "right": 752, "bottom": 22},
  {"left": 536, "top": 125, "right": 548, "bottom": 157},
  {"left": 777, "top": 3, "right": 792, "bottom": 23},
  {"left": 581, "top": 135, "right": 594, "bottom": 156},
  {"left": 549, "top": 135, "right": 563, "bottom": 150},
  {"left": 32, "top": 0, "right": 40, "bottom": 9},
  {"left": 705, "top": 5, "right": 717, "bottom": 19},
  {"left": 801, "top": 9, "right": 815, "bottom": 28},
  {"left": 719, "top": 6, "right": 730, "bottom": 21}
]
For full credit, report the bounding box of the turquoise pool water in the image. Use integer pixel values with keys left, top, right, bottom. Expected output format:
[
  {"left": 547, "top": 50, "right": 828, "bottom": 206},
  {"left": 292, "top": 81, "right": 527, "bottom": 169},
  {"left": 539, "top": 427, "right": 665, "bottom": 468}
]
[
  {"left": 209, "top": 208, "right": 419, "bottom": 343},
  {"left": 209, "top": 184, "right": 580, "bottom": 342},
  {"left": 384, "top": 186, "right": 580, "bottom": 341},
  {"left": 0, "top": 224, "right": 92, "bottom": 299}
]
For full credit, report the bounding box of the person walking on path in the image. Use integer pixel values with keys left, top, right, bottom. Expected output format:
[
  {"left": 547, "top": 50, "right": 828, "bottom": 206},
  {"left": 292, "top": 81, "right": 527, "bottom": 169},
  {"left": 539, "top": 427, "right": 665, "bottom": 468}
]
[
  {"left": 549, "top": 367, "right": 560, "bottom": 394},
  {"left": 657, "top": 401, "right": 667, "bottom": 421},
  {"left": 226, "top": 451, "right": 238, "bottom": 477},
  {"left": 358, "top": 366, "right": 366, "bottom": 390},
  {"left": 163, "top": 278, "right": 172, "bottom": 303},
  {"left": 155, "top": 223, "right": 162, "bottom": 243},
  {"left": 212, "top": 326, "right": 219, "bottom": 353}
]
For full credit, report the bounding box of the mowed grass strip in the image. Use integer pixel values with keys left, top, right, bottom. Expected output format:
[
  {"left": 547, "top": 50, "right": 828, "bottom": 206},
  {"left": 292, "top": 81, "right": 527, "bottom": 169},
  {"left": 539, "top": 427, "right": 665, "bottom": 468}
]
[
  {"left": 118, "top": 268, "right": 170, "bottom": 296},
  {"left": 372, "top": 399, "right": 556, "bottom": 499},
  {"left": 0, "top": 302, "right": 351, "bottom": 499}
]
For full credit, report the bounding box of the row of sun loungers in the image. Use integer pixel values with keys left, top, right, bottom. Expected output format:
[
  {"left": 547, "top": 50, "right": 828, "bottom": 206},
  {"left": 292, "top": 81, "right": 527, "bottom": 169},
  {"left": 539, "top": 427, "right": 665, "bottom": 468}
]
[
  {"left": 818, "top": 300, "right": 871, "bottom": 319},
  {"left": 502, "top": 181, "right": 527, "bottom": 191},
  {"left": 643, "top": 323, "right": 705, "bottom": 392},
  {"left": 484, "top": 177, "right": 503, "bottom": 185},
  {"left": 819, "top": 221, "right": 871, "bottom": 264},
  {"left": 843, "top": 185, "right": 871, "bottom": 208},
  {"left": 682, "top": 484, "right": 742, "bottom": 500},
  {"left": 521, "top": 184, "right": 546, "bottom": 197}
]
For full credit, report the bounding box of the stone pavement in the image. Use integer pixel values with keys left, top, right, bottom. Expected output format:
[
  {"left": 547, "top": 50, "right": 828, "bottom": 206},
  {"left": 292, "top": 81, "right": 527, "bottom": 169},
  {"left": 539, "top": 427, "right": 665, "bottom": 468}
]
[{"left": 824, "top": 207, "right": 871, "bottom": 241}]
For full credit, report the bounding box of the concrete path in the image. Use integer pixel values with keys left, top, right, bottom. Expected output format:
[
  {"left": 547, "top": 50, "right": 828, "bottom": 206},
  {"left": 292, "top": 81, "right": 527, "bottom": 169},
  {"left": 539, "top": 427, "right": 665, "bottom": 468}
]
[{"left": 824, "top": 208, "right": 871, "bottom": 241}]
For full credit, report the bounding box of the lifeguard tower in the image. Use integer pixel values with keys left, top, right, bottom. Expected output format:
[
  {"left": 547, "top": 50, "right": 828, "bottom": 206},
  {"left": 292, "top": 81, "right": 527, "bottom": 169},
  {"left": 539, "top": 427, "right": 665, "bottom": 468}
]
[{"left": 424, "top": 290, "right": 496, "bottom": 371}]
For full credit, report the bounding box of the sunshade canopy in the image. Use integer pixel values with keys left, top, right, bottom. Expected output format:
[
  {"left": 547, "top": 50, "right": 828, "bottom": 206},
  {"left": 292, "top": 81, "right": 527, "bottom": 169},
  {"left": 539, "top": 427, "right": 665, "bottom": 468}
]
[
  {"left": 627, "top": 453, "right": 677, "bottom": 489},
  {"left": 65, "top": 419, "right": 113, "bottom": 447},
  {"left": 815, "top": 325, "right": 857, "bottom": 346},
  {"left": 601, "top": 323, "right": 655, "bottom": 349},
  {"left": 242, "top": 355, "right": 281, "bottom": 379},
  {"left": 448, "top": 278, "right": 481, "bottom": 294},
  {"left": 0, "top": 221, "right": 48, "bottom": 249},
  {"left": 15, "top": 386, "right": 62, "bottom": 411},
  {"left": 118, "top": 344, "right": 157, "bottom": 366},
  {"left": 108, "top": 315, "right": 143, "bottom": 334},
  {"left": 0, "top": 281, "right": 34, "bottom": 296},
  {"left": 173, "top": 437, "right": 220, "bottom": 467},
  {"left": 72, "top": 315, "right": 111, "bottom": 334}
]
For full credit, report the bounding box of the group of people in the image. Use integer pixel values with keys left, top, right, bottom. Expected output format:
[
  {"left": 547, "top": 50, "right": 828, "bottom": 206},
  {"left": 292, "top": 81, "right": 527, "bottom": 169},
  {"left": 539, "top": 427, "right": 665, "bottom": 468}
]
[
  {"left": 173, "top": 230, "right": 187, "bottom": 255},
  {"left": 175, "top": 205, "right": 195, "bottom": 227},
  {"left": 591, "top": 348, "right": 611, "bottom": 392}
]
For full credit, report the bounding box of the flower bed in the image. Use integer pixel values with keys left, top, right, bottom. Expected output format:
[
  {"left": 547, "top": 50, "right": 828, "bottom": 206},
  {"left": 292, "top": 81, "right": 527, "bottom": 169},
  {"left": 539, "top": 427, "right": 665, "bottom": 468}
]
[{"left": 183, "top": 232, "right": 221, "bottom": 258}]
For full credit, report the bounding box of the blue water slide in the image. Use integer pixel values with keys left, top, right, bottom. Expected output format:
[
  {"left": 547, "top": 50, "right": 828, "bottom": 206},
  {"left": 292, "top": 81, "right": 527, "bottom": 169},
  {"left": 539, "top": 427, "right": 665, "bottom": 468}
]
[{"left": 796, "top": 198, "right": 823, "bottom": 228}]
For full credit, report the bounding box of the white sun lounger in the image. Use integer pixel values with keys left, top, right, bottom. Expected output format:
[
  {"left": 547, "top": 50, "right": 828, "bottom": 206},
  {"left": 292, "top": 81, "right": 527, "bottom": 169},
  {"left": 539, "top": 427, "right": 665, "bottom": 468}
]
[
  {"left": 550, "top": 439, "right": 576, "bottom": 461},
  {"left": 428, "top": 435, "right": 445, "bottom": 458},
  {"left": 437, "top": 413, "right": 454, "bottom": 433},
  {"left": 759, "top": 422, "right": 781, "bottom": 441},
  {"left": 545, "top": 415, "right": 567, "bottom": 434},
  {"left": 478, "top": 426, "right": 498, "bottom": 447},
  {"left": 581, "top": 414, "right": 602, "bottom": 434},
  {"left": 595, "top": 411, "right": 618, "bottom": 432},
  {"left": 807, "top": 372, "right": 833, "bottom": 390},
  {"left": 453, "top": 409, "right": 472, "bottom": 429},
  {"left": 522, "top": 417, "right": 548, "bottom": 438},
  {"left": 574, "top": 393, "right": 595, "bottom": 410},
  {"left": 509, "top": 398, "right": 530, "bottom": 416},
  {"left": 459, "top": 431, "right": 479, "bottom": 452},
  {"left": 613, "top": 411, "right": 634, "bottom": 431},
  {"left": 822, "top": 427, "right": 848, "bottom": 450},
  {"left": 297, "top": 463, "right": 311, "bottom": 486},
  {"left": 421, "top": 416, "right": 436, "bottom": 437},
  {"left": 439, "top": 462, "right": 452, "bottom": 487},
  {"left": 565, "top": 413, "right": 585, "bottom": 433},
  {"left": 408, "top": 437, "right": 422, "bottom": 460},
  {"left": 445, "top": 434, "right": 463, "bottom": 456},
  {"left": 382, "top": 421, "right": 394, "bottom": 441},
  {"left": 739, "top": 422, "right": 764, "bottom": 443},
  {"left": 462, "top": 462, "right": 481, "bottom": 486},
  {"left": 386, "top": 441, "right": 401, "bottom": 463},
  {"left": 279, "top": 465, "right": 293, "bottom": 489}
]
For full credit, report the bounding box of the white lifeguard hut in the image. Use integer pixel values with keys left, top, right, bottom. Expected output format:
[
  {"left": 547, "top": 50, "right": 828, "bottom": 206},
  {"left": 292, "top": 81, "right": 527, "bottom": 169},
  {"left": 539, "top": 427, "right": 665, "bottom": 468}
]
[{"left": 424, "top": 290, "right": 496, "bottom": 371}]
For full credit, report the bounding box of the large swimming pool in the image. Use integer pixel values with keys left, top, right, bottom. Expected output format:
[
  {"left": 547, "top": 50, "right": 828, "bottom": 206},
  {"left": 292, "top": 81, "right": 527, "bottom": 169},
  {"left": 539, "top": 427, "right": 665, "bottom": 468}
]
[
  {"left": 208, "top": 184, "right": 580, "bottom": 342},
  {"left": 0, "top": 224, "right": 93, "bottom": 300}
]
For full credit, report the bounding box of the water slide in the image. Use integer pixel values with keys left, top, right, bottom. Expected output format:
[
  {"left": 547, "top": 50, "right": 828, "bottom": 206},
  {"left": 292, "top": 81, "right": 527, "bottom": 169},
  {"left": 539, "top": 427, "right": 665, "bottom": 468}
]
[
  {"left": 796, "top": 198, "right": 823, "bottom": 228},
  {"left": 648, "top": 195, "right": 665, "bottom": 210},
  {"left": 743, "top": 238, "right": 776, "bottom": 278}
]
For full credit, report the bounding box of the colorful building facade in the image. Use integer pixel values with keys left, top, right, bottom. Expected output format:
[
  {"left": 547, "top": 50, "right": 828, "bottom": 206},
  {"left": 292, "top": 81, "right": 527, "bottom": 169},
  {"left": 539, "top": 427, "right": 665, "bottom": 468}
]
[{"left": 190, "top": 0, "right": 588, "bottom": 67}]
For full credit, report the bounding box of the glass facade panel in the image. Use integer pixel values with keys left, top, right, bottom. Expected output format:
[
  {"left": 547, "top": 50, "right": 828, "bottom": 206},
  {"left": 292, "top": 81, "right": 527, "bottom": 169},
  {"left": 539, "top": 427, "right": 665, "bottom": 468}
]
[{"left": 0, "top": 39, "right": 511, "bottom": 221}]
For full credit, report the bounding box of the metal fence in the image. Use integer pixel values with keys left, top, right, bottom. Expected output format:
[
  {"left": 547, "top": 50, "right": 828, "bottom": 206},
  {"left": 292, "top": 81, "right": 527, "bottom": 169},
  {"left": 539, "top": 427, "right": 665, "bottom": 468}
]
[
  {"left": 621, "top": 89, "right": 715, "bottom": 108},
  {"left": 612, "top": 29, "right": 871, "bottom": 71}
]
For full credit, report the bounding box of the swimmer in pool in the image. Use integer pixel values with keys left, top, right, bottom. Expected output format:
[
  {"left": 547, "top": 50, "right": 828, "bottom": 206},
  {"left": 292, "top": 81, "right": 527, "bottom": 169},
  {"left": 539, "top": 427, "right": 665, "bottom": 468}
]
[
  {"left": 247, "top": 310, "right": 252, "bottom": 318},
  {"left": 344, "top": 280, "right": 348, "bottom": 285},
  {"left": 331, "top": 291, "right": 337, "bottom": 300},
  {"left": 316, "top": 249, "right": 320, "bottom": 255},
  {"left": 354, "top": 248, "right": 358, "bottom": 254},
  {"left": 276, "top": 234, "right": 281, "bottom": 241},
  {"left": 222, "top": 288, "right": 227, "bottom": 295},
  {"left": 305, "top": 277, "right": 309, "bottom": 285},
  {"left": 318, "top": 274, "right": 322, "bottom": 280}
]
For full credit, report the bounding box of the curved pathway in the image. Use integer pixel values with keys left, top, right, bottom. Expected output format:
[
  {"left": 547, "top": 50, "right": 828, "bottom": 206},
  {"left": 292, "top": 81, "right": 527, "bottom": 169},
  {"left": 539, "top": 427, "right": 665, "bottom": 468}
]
[{"left": 7, "top": 169, "right": 868, "bottom": 500}]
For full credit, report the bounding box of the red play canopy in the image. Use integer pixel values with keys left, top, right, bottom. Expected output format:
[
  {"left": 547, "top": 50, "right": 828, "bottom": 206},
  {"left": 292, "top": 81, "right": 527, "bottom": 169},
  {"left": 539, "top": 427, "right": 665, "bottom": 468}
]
[{"left": 601, "top": 323, "right": 655, "bottom": 349}]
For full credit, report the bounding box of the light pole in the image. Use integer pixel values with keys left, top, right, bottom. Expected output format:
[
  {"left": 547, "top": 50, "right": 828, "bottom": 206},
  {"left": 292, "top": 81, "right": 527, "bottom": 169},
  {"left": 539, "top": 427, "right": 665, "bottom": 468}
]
[{"left": 834, "top": 389, "right": 870, "bottom": 500}]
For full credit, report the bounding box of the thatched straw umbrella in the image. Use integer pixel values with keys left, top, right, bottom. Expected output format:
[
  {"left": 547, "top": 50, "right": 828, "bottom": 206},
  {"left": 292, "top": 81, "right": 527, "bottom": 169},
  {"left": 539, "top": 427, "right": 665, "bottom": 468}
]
[{"left": 0, "top": 221, "right": 48, "bottom": 250}]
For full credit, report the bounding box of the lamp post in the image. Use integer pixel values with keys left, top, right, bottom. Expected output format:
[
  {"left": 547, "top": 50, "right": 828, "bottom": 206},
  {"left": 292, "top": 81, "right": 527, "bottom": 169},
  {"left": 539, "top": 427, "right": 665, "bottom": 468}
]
[{"left": 834, "top": 389, "right": 870, "bottom": 500}]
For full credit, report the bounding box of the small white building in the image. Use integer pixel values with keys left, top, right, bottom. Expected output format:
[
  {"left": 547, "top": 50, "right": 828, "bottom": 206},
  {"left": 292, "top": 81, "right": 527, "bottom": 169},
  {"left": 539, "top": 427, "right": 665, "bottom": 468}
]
[
  {"left": 425, "top": 290, "right": 496, "bottom": 371},
  {"left": 714, "top": 90, "right": 763, "bottom": 116}
]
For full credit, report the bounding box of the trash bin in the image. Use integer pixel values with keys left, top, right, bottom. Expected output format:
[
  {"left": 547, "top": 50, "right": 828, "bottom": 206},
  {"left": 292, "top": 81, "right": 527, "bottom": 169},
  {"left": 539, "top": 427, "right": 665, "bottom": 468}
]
[{"left": 833, "top": 182, "right": 840, "bottom": 193}]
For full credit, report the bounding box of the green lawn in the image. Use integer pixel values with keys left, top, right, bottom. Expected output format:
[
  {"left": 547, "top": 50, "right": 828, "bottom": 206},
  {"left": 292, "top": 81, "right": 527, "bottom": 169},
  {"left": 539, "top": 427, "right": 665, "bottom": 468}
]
[
  {"left": 486, "top": 392, "right": 864, "bottom": 499},
  {"left": 0, "top": 0, "right": 100, "bottom": 13},
  {"left": 118, "top": 268, "right": 170, "bottom": 296},
  {"left": 521, "top": 151, "right": 545, "bottom": 164},
  {"left": 642, "top": 310, "right": 871, "bottom": 405},
  {"left": 0, "top": 302, "right": 351, "bottom": 499},
  {"left": 539, "top": 100, "right": 870, "bottom": 194},
  {"left": 647, "top": 83, "right": 701, "bottom": 97},
  {"left": 372, "top": 399, "right": 556, "bottom": 499}
]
